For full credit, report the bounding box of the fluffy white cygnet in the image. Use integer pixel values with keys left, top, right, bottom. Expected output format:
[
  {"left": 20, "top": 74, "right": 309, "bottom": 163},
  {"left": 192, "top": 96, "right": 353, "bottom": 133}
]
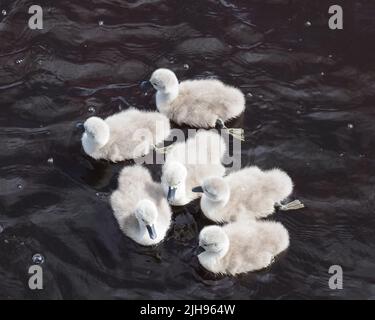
[
  {"left": 161, "top": 130, "right": 226, "bottom": 206},
  {"left": 81, "top": 108, "right": 170, "bottom": 162},
  {"left": 110, "top": 165, "right": 172, "bottom": 246},
  {"left": 198, "top": 220, "right": 290, "bottom": 275},
  {"left": 148, "top": 68, "right": 246, "bottom": 130},
  {"left": 193, "top": 166, "right": 304, "bottom": 223}
]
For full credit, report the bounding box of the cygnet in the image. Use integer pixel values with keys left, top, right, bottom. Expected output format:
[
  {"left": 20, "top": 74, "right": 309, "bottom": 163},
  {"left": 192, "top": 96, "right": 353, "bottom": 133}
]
[
  {"left": 82, "top": 108, "right": 170, "bottom": 162},
  {"left": 192, "top": 166, "right": 304, "bottom": 223},
  {"left": 110, "top": 165, "right": 172, "bottom": 246},
  {"left": 161, "top": 130, "right": 226, "bottom": 206},
  {"left": 145, "top": 68, "right": 246, "bottom": 140},
  {"left": 198, "top": 220, "right": 289, "bottom": 275}
]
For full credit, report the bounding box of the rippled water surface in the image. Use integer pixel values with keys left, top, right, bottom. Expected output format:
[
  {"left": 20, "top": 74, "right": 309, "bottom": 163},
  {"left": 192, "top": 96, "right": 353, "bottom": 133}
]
[{"left": 1, "top": 0, "right": 375, "bottom": 299}]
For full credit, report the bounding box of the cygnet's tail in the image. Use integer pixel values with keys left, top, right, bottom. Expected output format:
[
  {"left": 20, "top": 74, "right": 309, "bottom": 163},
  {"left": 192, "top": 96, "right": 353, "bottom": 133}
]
[
  {"left": 261, "top": 168, "right": 294, "bottom": 201},
  {"left": 261, "top": 168, "right": 304, "bottom": 211}
]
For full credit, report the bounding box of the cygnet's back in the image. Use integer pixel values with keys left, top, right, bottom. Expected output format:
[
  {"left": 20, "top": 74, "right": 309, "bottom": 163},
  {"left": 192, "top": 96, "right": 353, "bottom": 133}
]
[
  {"left": 224, "top": 166, "right": 294, "bottom": 221},
  {"left": 221, "top": 220, "right": 290, "bottom": 275},
  {"left": 168, "top": 79, "right": 245, "bottom": 128}
]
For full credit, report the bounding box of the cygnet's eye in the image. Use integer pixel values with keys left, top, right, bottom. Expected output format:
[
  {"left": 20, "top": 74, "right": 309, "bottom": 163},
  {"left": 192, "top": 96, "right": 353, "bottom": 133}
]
[{"left": 203, "top": 187, "right": 216, "bottom": 198}]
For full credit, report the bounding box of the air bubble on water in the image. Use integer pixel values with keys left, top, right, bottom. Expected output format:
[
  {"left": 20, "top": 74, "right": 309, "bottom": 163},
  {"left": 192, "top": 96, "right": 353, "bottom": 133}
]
[
  {"left": 4, "top": 239, "right": 9, "bottom": 244},
  {"left": 347, "top": 123, "right": 354, "bottom": 129},
  {"left": 96, "top": 192, "right": 106, "bottom": 199},
  {"left": 47, "top": 157, "right": 54, "bottom": 164},
  {"left": 320, "top": 71, "right": 325, "bottom": 76},
  {"left": 288, "top": 48, "right": 293, "bottom": 52},
  {"left": 98, "top": 20, "right": 104, "bottom": 26},
  {"left": 17, "top": 184, "right": 23, "bottom": 190},
  {"left": 16, "top": 58, "right": 24, "bottom": 65},
  {"left": 0, "top": 225, "right": 4, "bottom": 234},
  {"left": 296, "top": 110, "right": 302, "bottom": 115},
  {"left": 328, "top": 54, "right": 333, "bottom": 59},
  {"left": 2, "top": 9, "right": 7, "bottom": 16},
  {"left": 168, "top": 56, "right": 176, "bottom": 64},
  {"left": 304, "top": 21, "right": 312, "bottom": 27},
  {"left": 183, "top": 64, "right": 190, "bottom": 70},
  {"left": 32, "top": 253, "right": 45, "bottom": 265},
  {"left": 88, "top": 106, "right": 95, "bottom": 113},
  {"left": 340, "top": 153, "right": 345, "bottom": 157},
  {"left": 247, "top": 92, "right": 253, "bottom": 98}
]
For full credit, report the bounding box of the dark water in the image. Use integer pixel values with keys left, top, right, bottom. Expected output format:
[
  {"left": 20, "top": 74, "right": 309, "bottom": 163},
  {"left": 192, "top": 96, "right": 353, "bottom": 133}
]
[{"left": 0, "top": 0, "right": 375, "bottom": 299}]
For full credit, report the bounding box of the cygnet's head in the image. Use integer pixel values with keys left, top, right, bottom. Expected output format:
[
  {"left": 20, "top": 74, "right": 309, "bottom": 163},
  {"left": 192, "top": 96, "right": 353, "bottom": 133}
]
[
  {"left": 198, "top": 225, "right": 230, "bottom": 257},
  {"left": 162, "top": 161, "right": 187, "bottom": 203},
  {"left": 83, "top": 117, "right": 110, "bottom": 148},
  {"left": 150, "top": 68, "right": 179, "bottom": 94},
  {"left": 192, "top": 176, "right": 230, "bottom": 202},
  {"left": 134, "top": 199, "right": 158, "bottom": 240}
]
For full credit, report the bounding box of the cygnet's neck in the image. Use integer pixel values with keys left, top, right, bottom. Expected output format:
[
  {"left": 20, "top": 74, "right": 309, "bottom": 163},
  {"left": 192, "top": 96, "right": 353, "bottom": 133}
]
[
  {"left": 199, "top": 246, "right": 229, "bottom": 273},
  {"left": 82, "top": 135, "right": 102, "bottom": 155},
  {"left": 136, "top": 219, "right": 147, "bottom": 237},
  {"left": 174, "top": 180, "right": 187, "bottom": 205},
  {"left": 156, "top": 85, "right": 179, "bottom": 110},
  {"left": 201, "top": 194, "right": 229, "bottom": 222}
]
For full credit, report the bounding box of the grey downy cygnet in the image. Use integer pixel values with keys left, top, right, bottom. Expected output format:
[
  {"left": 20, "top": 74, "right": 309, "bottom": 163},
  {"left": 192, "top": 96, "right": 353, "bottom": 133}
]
[
  {"left": 110, "top": 165, "right": 172, "bottom": 246},
  {"left": 145, "top": 68, "right": 246, "bottom": 140},
  {"left": 192, "top": 166, "right": 304, "bottom": 223},
  {"left": 82, "top": 108, "right": 170, "bottom": 162},
  {"left": 198, "top": 219, "right": 290, "bottom": 275},
  {"left": 161, "top": 130, "right": 226, "bottom": 206}
]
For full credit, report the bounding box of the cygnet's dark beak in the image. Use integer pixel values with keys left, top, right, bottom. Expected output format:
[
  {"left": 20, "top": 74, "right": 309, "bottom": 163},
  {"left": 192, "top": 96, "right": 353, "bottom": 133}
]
[
  {"left": 215, "top": 118, "right": 225, "bottom": 129},
  {"left": 146, "top": 224, "right": 157, "bottom": 240},
  {"left": 140, "top": 80, "right": 153, "bottom": 92},
  {"left": 197, "top": 246, "right": 206, "bottom": 255},
  {"left": 76, "top": 122, "right": 85, "bottom": 133},
  {"left": 192, "top": 186, "right": 204, "bottom": 193},
  {"left": 167, "top": 186, "right": 177, "bottom": 202}
]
